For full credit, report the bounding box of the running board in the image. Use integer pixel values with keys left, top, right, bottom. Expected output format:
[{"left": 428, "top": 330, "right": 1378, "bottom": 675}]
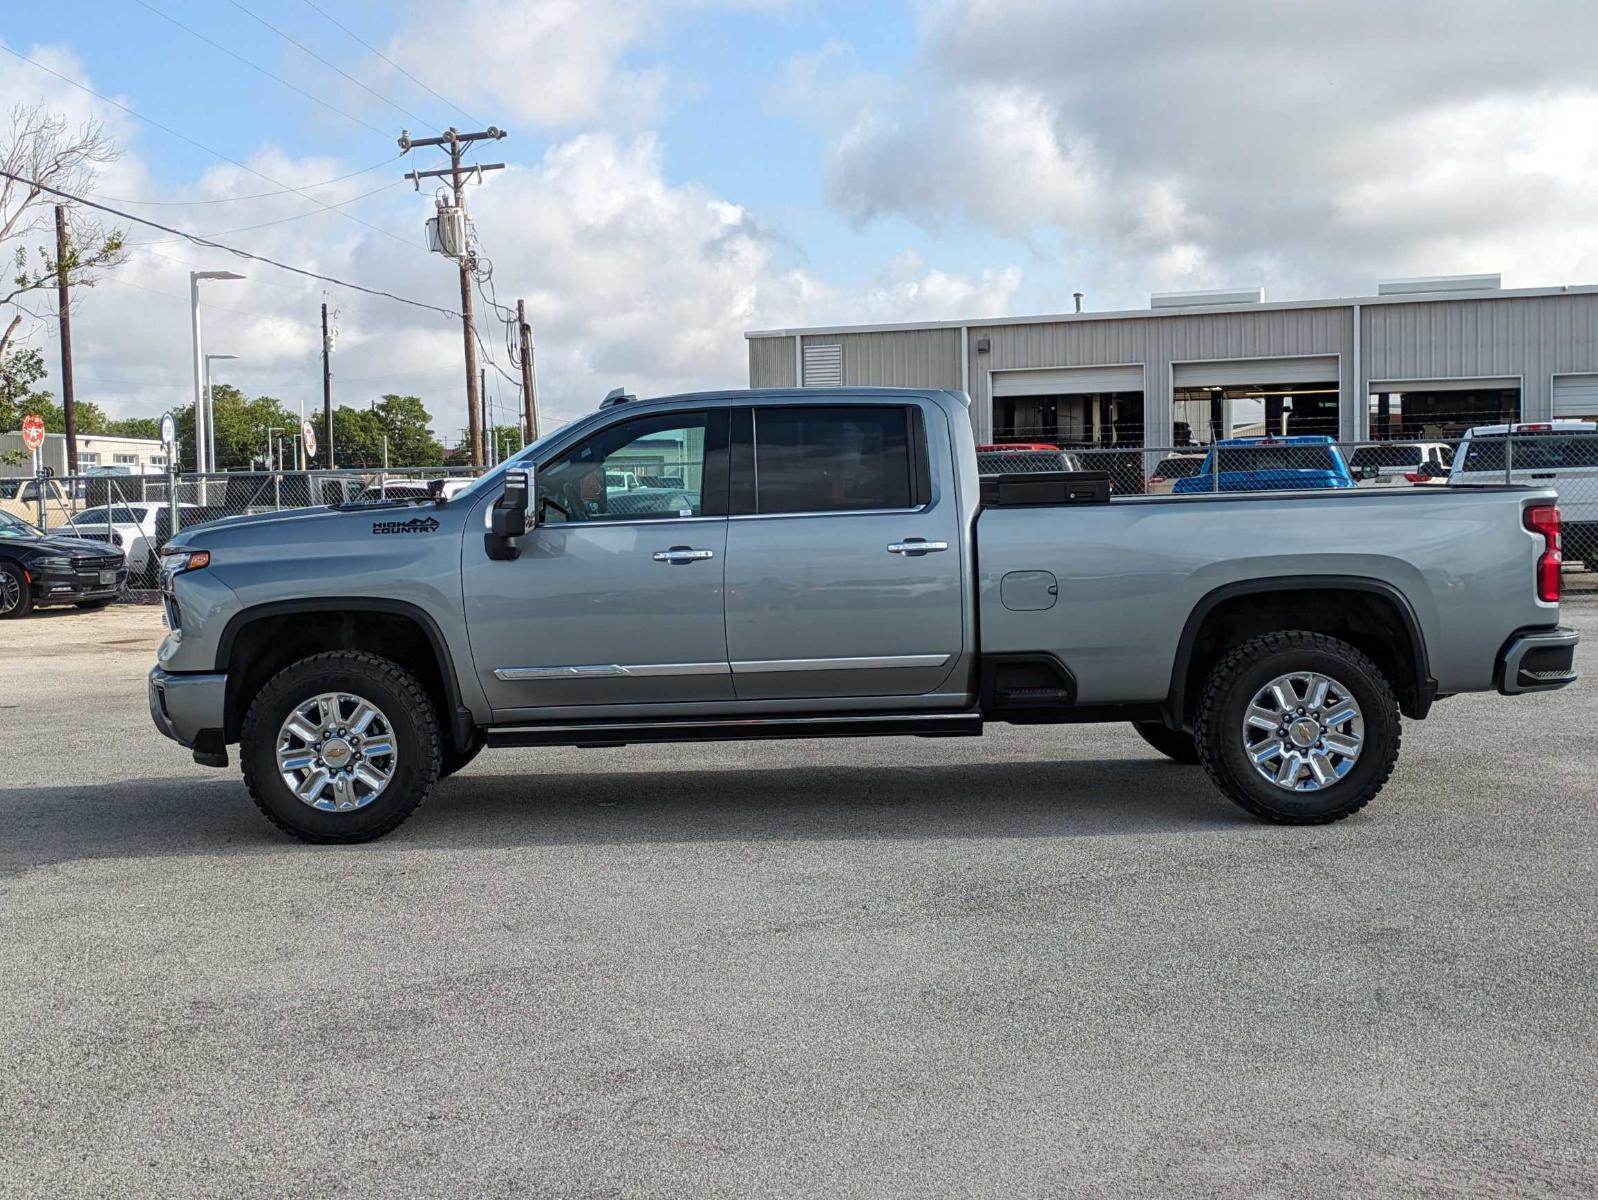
[{"left": 484, "top": 710, "right": 983, "bottom": 749}]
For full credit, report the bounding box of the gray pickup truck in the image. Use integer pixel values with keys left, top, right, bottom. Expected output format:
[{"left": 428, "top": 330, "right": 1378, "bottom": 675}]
[{"left": 149, "top": 387, "right": 1578, "bottom": 842}]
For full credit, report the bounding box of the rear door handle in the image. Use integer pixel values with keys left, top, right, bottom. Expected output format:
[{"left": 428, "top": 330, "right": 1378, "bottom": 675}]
[
  {"left": 653, "top": 546, "right": 715, "bottom": 563},
  {"left": 887, "top": 539, "right": 949, "bottom": 556},
  {"left": 1529, "top": 473, "right": 1556, "bottom": 479}
]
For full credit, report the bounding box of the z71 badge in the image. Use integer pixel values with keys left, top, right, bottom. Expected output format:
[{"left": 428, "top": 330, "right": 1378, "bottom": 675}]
[{"left": 372, "top": 516, "right": 441, "bottom": 535}]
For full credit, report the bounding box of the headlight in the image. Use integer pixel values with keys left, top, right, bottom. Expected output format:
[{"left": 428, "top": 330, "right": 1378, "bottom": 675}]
[
  {"left": 35, "top": 556, "right": 73, "bottom": 570},
  {"left": 158, "top": 548, "right": 210, "bottom": 591}
]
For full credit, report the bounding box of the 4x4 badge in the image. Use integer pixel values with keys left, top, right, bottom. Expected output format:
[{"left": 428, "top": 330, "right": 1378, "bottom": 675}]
[{"left": 372, "top": 516, "right": 441, "bottom": 535}]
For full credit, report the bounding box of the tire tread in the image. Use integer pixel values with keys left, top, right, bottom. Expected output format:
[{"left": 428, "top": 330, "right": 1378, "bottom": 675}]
[
  {"left": 240, "top": 651, "right": 440, "bottom": 843},
  {"left": 1192, "top": 630, "right": 1400, "bottom": 825}
]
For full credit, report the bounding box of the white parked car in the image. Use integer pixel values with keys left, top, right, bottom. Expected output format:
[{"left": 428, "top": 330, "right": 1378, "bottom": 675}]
[
  {"left": 65, "top": 503, "right": 201, "bottom": 582},
  {"left": 1347, "top": 441, "right": 1455, "bottom": 485},
  {"left": 1449, "top": 420, "right": 1598, "bottom": 570}
]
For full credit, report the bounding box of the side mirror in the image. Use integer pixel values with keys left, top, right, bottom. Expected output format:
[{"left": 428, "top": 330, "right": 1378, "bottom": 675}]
[{"left": 486, "top": 467, "right": 532, "bottom": 560}]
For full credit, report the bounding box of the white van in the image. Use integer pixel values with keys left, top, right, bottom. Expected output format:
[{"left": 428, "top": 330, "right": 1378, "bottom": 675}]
[{"left": 1449, "top": 420, "right": 1598, "bottom": 569}]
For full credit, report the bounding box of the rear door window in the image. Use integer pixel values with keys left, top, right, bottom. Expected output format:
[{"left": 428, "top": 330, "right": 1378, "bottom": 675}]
[{"left": 751, "top": 406, "right": 917, "bottom": 514}]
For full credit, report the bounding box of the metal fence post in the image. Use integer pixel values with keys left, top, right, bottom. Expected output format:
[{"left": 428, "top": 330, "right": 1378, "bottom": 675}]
[
  {"left": 1504, "top": 432, "right": 1514, "bottom": 485},
  {"left": 168, "top": 460, "right": 180, "bottom": 538}
]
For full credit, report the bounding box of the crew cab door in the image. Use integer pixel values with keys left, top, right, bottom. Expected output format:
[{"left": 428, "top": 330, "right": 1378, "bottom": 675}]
[
  {"left": 461, "top": 409, "right": 732, "bottom": 714},
  {"left": 722, "top": 401, "right": 965, "bottom": 700}
]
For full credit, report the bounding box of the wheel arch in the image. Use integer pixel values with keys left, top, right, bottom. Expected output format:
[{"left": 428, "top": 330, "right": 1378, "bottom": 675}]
[
  {"left": 216, "top": 598, "right": 475, "bottom": 751},
  {"left": 1165, "top": 576, "right": 1435, "bottom": 729}
]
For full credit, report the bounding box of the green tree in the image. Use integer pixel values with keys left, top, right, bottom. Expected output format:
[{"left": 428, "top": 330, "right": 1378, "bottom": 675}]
[
  {"left": 314, "top": 394, "right": 445, "bottom": 468},
  {"left": 0, "top": 344, "right": 49, "bottom": 431},
  {"left": 170, "top": 384, "right": 300, "bottom": 471}
]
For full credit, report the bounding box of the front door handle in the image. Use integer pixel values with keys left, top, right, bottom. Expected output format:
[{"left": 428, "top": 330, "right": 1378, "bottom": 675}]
[
  {"left": 653, "top": 546, "right": 715, "bottom": 563},
  {"left": 887, "top": 539, "right": 950, "bottom": 556}
]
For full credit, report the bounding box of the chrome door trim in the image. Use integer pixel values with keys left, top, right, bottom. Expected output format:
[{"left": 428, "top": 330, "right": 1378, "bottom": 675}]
[
  {"left": 728, "top": 504, "right": 930, "bottom": 522},
  {"left": 495, "top": 662, "right": 730, "bottom": 681},
  {"left": 730, "top": 653, "right": 951, "bottom": 675},
  {"left": 887, "top": 540, "right": 949, "bottom": 554}
]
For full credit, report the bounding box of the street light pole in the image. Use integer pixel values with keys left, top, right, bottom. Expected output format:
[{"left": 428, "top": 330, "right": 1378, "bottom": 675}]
[
  {"left": 188, "top": 271, "right": 245, "bottom": 472},
  {"left": 204, "top": 352, "right": 238, "bottom": 474}
]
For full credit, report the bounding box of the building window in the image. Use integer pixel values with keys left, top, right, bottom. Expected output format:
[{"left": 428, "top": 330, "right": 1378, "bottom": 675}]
[{"left": 80, "top": 453, "right": 101, "bottom": 465}]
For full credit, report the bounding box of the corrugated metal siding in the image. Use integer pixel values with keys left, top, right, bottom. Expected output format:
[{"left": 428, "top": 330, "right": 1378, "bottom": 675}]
[
  {"left": 825, "top": 328, "right": 962, "bottom": 389},
  {"left": 748, "top": 336, "right": 797, "bottom": 388},
  {"left": 1362, "top": 293, "right": 1598, "bottom": 423}
]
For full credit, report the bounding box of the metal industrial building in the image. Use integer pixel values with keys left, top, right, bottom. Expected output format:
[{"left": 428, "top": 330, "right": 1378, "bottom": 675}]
[{"left": 745, "top": 275, "right": 1598, "bottom": 449}]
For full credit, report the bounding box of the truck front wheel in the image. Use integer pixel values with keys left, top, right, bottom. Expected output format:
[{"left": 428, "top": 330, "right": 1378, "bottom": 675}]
[
  {"left": 240, "top": 651, "right": 441, "bottom": 843},
  {"left": 1193, "top": 631, "right": 1400, "bottom": 824}
]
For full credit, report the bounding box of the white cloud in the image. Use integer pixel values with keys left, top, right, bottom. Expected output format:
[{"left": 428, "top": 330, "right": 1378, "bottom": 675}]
[
  {"left": 2, "top": 41, "right": 1021, "bottom": 434},
  {"left": 786, "top": 0, "right": 1598, "bottom": 304}
]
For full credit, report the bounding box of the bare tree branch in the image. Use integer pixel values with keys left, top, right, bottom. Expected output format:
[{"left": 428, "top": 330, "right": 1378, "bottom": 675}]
[{"left": 0, "top": 102, "right": 127, "bottom": 360}]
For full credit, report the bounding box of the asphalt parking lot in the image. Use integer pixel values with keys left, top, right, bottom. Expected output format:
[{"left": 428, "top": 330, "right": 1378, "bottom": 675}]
[{"left": 3, "top": 596, "right": 1596, "bottom": 1198}]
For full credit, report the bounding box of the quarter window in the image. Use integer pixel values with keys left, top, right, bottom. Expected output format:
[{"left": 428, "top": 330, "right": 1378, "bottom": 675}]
[
  {"left": 538, "top": 411, "right": 721, "bottom": 522},
  {"left": 753, "top": 406, "right": 915, "bottom": 514}
]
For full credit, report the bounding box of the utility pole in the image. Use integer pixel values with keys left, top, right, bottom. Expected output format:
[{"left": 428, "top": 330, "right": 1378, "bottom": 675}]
[
  {"left": 399, "top": 125, "right": 506, "bottom": 467},
  {"left": 517, "top": 298, "right": 538, "bottom": 443},
  {"left": 321, "top": 302, "right": 335, "bottom": 468},
  {"left": 54, "top": 205, "right": 78, "bottom": 475}
]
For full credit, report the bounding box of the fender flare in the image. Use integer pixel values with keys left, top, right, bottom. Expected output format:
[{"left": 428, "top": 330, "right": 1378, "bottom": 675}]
[
  {"left": 216, "top": 597, "right": 474, "bottom": 751},
  {"left": 1163, "top": 575, "right": 1435, "bottom": 728}
]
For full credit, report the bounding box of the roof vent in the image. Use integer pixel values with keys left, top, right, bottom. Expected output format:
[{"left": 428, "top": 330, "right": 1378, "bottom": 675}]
[
  {"left": 1150, "top": 287, "right": 1264, "bottom": 310},
  {"left": 599, "top": 387, "right": 637, "bottom": 409},
  {"left": 1377, "top": 273, "right": 1500, "bottom": 296}
]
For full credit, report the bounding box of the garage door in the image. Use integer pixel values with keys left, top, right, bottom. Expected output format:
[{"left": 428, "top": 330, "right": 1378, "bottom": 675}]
[
  {"left": 1173, "top": 356, "right": 1337, "bottom": 388},
  {"left": 1372, "top": 376, "right": 1518, "bottom": 394},
  {"left": 992, "top": 364, "right": 1143, "bottom": 397},
  {"left": 1553, "top": 374, "right": 1598, "bottom": 418}
]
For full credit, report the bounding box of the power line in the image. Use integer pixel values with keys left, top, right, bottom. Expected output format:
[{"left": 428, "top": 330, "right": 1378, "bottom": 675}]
[
  {"left": 0, "top": 168, "right": 458, "bottom": 319},
  {"left": 131, "top": 0, "right": 391, "bottom": 137},
  {"left": 299, "top": 0, "right": 485, "bottom": 129},
  {"left": 85, "top": 156, "right": 400, "bottom": 206},
  {"left": 125, "top": 178, "right": 406, "bottom": 244},
  {"left": 0, "top": 42, "right": 423, "bottom": 254},
  {"left": 226, "top": 0, "right": 443, "bottom": 133}
]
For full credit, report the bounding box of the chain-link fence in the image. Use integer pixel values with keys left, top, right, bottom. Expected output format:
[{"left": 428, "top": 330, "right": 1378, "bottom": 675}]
[
  {"left": 977, "top": 432, "right": 1598, "bottom": 574},
  {"left": 2, "top": 466, "right": 488, "bottom": 603},
  {"left": 6, "top": 428, "right": 1594, "bottom": 611}
]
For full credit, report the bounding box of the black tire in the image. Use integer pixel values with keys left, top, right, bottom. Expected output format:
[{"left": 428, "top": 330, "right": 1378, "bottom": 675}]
[
  {"left": 438, "top": 733, "right": 485, "bottom": 779},
  {"left": 240, "top": 651, "right": 441, "bottom": 843},
  {"left": 1132, "top": 720, "right": 1200, "bottom": 764},
  {"left": 0, "top": 562, "right": 33, "bottom": 619},
  {"left": 1193, "top": 631, "right": 1400, "bottom": 825},
  {"left": 76, "top": 597, "right": 115, "bottom": 610}
]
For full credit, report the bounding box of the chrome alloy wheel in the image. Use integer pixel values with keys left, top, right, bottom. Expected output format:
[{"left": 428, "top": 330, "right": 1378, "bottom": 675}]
[
  {"left": 276, "top": 692, "right": 398, "bottom": 812},
  {"left": 1242, "top": 671, "right": 1364, "bottom": 792},
  {"left": 0, "top": 570, "right": 20, "bottom": 614}
]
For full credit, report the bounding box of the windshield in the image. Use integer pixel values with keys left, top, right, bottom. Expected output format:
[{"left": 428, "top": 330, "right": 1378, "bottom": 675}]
[
  {"left": 1461, "top": 433, "right": 1598, "bottom": 472},
  {"left": 1153, "top": 457, "right": 1203, "bottom": 478},
  {"left": 1349, "top": 445, "right": 1422, "bottom": 468},
  {"left": 0, "top": 511, "right": 42, "bottom": 539},
  {"left": 1214, "top": 445, "right": 1339, "bottom": 473},
  {"left": 71, "top": 506, "right": 145, "bottom": 525}
]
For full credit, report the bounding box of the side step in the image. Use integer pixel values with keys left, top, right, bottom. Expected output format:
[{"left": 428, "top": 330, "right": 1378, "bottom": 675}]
[{"left": 484, "top": 710, "right": 983, "bottom": 749}]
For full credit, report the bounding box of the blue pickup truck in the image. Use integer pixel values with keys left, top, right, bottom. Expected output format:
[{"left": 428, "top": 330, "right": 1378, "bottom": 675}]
[{"left": 1173, "top": 435, "right": 1359, "bottom": 493}]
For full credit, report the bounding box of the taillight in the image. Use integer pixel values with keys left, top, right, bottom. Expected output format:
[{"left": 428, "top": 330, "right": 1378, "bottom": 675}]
[
  {"left": 1524, "top": 504, "right": 1561, "bottom": 603},
  {"left": 1403, "top": 473, "right": 1428, "bottom": 483},
  {"left": 1149, "top": 475, "right": 1167, "bottom": 484}
]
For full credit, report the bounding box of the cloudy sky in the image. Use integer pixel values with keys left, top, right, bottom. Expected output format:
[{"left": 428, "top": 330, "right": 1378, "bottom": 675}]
[{"left": 5, "top": 0, "right": 1598, "bottom": 438}]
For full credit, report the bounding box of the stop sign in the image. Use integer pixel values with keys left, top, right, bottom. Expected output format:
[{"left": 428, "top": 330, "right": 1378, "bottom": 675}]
[{"left": 21, "top": 413, "right": 45, "bottom": 452}]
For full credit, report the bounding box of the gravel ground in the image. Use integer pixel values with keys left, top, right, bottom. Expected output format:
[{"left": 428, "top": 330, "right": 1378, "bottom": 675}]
[{"left": 2, "top": 598, "right": 1595, "bottom": 1198}]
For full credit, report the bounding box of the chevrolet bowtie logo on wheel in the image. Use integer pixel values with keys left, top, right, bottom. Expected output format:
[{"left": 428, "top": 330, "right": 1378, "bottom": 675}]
[{"left": 372, "top": 516, "right": 441, "bottom": 535}]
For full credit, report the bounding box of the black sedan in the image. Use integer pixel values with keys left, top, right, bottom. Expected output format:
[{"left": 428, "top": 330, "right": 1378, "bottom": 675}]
[{"left": 0, "top": 510, "right": 128, "bottom": 618}]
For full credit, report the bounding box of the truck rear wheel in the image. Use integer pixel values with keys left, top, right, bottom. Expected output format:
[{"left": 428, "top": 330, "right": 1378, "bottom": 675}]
[
  {"left": 240, "top": 651, "right": 441, "bottom": 843},
  {"left": 1131, "top": 721, "right": 1200, "bottom": 764},
  {"left": 1193, "top": 631, "right": 1400, "bottom": 824}
]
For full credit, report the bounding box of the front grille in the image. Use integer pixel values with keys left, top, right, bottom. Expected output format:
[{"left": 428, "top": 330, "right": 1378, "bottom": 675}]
[{"left": 75, "top": 554, "right": 122, "bottom": 571}]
